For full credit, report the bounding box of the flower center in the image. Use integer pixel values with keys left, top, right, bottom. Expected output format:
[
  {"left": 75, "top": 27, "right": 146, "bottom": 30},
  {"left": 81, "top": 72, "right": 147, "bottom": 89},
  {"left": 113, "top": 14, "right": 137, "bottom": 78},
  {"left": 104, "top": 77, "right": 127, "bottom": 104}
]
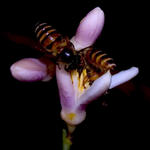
[{"left": 70, "top": 69, "right": 90, "bottom": 100}]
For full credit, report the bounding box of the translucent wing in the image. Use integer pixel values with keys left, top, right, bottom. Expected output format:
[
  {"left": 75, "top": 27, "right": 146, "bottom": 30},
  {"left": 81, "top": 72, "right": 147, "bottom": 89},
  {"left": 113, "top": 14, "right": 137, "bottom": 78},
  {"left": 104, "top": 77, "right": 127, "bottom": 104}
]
[{"left": 4, "top": 32, "right": 56, "bottom": 80}]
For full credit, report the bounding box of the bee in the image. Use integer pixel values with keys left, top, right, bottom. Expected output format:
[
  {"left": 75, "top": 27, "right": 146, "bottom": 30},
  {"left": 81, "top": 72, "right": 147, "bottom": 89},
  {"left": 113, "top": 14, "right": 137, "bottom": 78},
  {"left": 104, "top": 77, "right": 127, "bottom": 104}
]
[
  {"left": 35, "top": 22, "right": 80, "bottom": 70},
  {"left": 35, "top": 22, "right": 116, "bottom": 82}
]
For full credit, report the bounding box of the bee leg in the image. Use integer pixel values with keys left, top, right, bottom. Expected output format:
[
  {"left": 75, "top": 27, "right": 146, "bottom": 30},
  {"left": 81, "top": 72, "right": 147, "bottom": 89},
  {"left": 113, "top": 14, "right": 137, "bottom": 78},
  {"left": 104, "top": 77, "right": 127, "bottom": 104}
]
[
  {"left": 64, "top": 65, "right": 69, "bottom": 71},
  {"left": 56, "top": 62, "right": 61, "bottom": 70}
]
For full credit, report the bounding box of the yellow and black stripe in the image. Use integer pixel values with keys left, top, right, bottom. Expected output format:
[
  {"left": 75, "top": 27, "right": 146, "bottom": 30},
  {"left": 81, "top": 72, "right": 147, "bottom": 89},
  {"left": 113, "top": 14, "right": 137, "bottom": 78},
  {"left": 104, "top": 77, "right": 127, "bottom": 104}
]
[
  {"left": 35, "top": 22, "right": 68, "bottom": 56},
  {"left": 84, "top": 47, "right": 116, "bottom": 73}
]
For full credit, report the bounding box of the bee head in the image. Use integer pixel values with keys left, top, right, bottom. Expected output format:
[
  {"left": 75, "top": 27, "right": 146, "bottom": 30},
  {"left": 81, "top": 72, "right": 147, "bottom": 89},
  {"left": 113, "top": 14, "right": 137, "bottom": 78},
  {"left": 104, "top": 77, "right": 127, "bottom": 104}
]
[{"left": 58, "top": 47, "right": 75, "bottom": 63}]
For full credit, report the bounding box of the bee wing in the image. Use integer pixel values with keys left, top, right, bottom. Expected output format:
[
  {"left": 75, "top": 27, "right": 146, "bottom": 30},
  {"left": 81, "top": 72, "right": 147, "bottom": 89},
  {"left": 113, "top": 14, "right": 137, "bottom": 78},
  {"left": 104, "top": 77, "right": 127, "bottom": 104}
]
[
  {"left": 3, "top": 32, "right": 45, "bottom": 52},
  {"left": 39, "top": 54, "right": 56, "bottom": 80}
]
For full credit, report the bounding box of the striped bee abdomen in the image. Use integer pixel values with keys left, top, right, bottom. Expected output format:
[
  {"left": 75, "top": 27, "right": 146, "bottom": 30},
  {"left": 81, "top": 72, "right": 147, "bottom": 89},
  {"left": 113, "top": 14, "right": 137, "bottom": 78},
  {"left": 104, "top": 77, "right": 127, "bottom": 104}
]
[
  {"left": 35, "top": 22, "right": 69, "bottom": 57},
  {"left": 84, "top": 47, "right": 116, "bottom": 73}
]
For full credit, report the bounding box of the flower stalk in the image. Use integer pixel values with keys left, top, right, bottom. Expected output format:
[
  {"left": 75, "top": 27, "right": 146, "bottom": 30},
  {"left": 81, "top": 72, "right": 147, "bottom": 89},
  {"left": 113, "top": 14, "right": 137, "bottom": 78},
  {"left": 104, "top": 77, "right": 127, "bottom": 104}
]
[{"left": 62, "top": 129, "right": 72, "bottom": 150}]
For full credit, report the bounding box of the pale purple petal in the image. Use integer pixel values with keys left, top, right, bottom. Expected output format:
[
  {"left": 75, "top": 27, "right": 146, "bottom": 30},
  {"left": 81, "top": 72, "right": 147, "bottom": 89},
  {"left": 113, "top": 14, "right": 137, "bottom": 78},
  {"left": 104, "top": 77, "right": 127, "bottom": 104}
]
[
  {"left": 56, "top": 66, "right": 76, "bottom": 112},
  {"left": 71, "top": 7, "right": 105, "bottom": 50},
  {"left": 10, "top": 58, "right": 49, "bottom": 82},
  {"left": 78, "top": 71, "right": 111, "bottom": 105},
  {"left": 109, "top": 67, "right": 139, "bottom": 89}
]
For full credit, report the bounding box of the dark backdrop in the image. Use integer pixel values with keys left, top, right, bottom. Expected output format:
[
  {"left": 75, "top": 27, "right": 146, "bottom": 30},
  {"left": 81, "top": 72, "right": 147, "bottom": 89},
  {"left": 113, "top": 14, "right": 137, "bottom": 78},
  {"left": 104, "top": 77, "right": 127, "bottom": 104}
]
[{"left": 1, "top": 0, "right": 150, "bottom": 149}]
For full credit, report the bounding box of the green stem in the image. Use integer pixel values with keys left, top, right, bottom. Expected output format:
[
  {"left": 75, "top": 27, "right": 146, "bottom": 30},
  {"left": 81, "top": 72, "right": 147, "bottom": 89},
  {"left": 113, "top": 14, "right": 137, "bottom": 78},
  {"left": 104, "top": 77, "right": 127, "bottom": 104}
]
[{"left": 62, "top": 129, "right": 72, "bottom": 150}]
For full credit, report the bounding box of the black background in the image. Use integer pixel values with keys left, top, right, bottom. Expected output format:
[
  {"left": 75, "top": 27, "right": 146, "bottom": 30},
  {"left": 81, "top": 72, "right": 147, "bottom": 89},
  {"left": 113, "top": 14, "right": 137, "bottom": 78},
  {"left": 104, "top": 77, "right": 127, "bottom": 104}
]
[{"left": 1, "top": 0, "right": 150, "bottom": 149}]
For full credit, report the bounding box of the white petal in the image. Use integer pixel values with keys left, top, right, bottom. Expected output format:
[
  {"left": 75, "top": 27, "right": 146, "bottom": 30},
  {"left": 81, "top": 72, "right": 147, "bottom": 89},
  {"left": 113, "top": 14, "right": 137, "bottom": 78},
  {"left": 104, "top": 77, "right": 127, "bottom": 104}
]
[
  {"left": 71, "top": 7, "right": 105, "bottom": 50},
  {"left": 10, "top": 58, "right": 48, "bottom": 82},
  {"left": 56, "top": 66, "right": 76, "bottom": 112},
  {"left": 109, "top": 67, "right": 139, "bottom": 89},
  {"left": 78, "top": 71, "right": 111, "bottom": 105}
]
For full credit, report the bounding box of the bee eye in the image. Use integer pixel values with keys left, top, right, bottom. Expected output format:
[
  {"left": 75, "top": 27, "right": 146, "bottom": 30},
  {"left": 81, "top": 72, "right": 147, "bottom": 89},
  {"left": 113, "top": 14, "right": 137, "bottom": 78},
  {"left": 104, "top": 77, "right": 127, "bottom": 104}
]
[{"left": 59, "top": 48, "right": 74, "bottom": 63}]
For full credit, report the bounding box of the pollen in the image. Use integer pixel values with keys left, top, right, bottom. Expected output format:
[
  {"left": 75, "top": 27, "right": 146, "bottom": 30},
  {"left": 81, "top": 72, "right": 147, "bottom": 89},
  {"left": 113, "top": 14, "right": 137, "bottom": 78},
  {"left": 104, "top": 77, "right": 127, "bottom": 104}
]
[
  {"left": 67, "top": 113, "right": 76, "bottom": 121},
  {"left": 70, "top": 69, "right": 90, "bottom": 99},
  {"left": 78, "top": 69, "right": 90, "bottom": 92}
]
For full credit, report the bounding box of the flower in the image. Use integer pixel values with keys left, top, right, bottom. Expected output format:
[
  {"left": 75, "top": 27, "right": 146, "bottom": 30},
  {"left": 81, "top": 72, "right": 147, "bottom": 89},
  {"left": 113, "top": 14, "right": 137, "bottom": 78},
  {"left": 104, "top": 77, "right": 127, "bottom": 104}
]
[
  {"left": 56, "top": 7, "right": 139, "bottom": 125},
  {"left": 10, "top": 7, "right": 139, "bottom": 126},
  {"left": 57, "top": 66, "right": 138, "bottom": 125}
]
